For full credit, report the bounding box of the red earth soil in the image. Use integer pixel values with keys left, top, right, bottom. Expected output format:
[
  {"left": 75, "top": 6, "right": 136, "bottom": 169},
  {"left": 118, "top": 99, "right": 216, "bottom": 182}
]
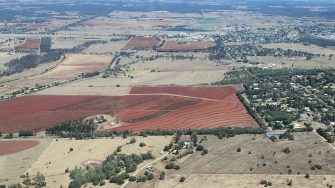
[
  {"left": 129, "top": 86, "right": 237, "bottom": 101},
  {"left": 157, "top": 41, "right": 215, "bottom": 52},
  {"left": 0, "top": 140, "right": 39, "bottom": 156},
  {"left": 15, "top": 38, "right": 41, "bottom": 50},
  {"left": 116, "top": 86, "right": 257, "bottom": 131},
  {"left": 122, "top": 37, "right": 160, "bottom": 50},
  {"left": 0, "top": 86, "right": 257, "bottom": 133}
]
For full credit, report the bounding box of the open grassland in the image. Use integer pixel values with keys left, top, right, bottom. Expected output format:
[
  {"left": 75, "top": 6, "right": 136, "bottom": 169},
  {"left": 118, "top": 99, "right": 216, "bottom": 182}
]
[
  {"left": 0, "top": 138, "right": 52, "bottom": 186},
  {"left": 0, "top": 52, "right": 27, "bottom": 71},
  {"left": 147, "top": 174, "right": 335, "bottom": 188},
  {"left": 179, "top": 133, "right": 335, "bottom": 175},
  {"left": 248, "top": 56, "right": 335, "bottom": 69},
  {"left": 83, "top": 40, "right": 128, "bottom": 54},
  {"left": 51, "top": 37, "right": 87, "bottom": 49},
  {"left": 157, "top": 41, "right": 214, "bottom": 52},
  {"left": 128, "top": 56, "right": 225, "bottom": 71},
  {"left": 0, "top": 61, "right": 61, "bottom": 94},
  {"left": 27, "top": 136, "right": 172, "bottom": 188},
  {"left": 37, "top": 56, "right": 229, "bottom": 96},
  {"left": 262, "top": 43, "right": 335, "bottom": 56},
  {"left": 134, "top": 133, "right": 335, "bottom": 188},
  {"left": 37, "top": 69, "right": 227, "bottom": 96}
]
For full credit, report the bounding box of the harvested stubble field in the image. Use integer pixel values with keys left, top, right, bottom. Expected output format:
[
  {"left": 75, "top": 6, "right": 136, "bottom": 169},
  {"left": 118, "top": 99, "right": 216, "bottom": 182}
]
[
  {"left": 81, "top": 19, "right": 122, "bottom": 27},
  {"left": 0, "top": 52, "right": 27, "bottom": 71},
  {"left": 157, "top": 41, "right": 215, "bottom": 52},
  {"left": 262, "top": 43, "right": 335, "bottom": 56},
  {"left": 51, "top": 37, "right": 87, "bottom": 49},
  {"left": 248, "top": 55, "right": 335, "bottom": 69},
  {"left": 37, "top": 56, "right": 230, "bottom": 96},
  {"left": 15, "top": 38, "right": 40, "bottom": 51},
  {"left": 27, "top": 136, "right": 172, "bottom": 188},
  {"left": 3, "top": 54, "right": 111, "bottom": 91},
  {"left": 0, "top": 86, "right": 257, "bottom": 133},
  {"left": 122, "top": 37, "right": 160, "bottom": 50},
  {"left": 83, "top": 40, "right": 128, "bottom": 54}
]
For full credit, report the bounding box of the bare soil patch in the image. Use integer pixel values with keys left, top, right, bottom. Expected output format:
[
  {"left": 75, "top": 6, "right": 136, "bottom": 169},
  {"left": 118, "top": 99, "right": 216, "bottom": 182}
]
[
  {"left": 158, "top": 41, "right": 215, "bottom": 52},
  {"left": 122, "top": 37, "right": 160, "bottom": 50},
  {"left": 0, "top": 140, "right": 39, "bottom": 156}
]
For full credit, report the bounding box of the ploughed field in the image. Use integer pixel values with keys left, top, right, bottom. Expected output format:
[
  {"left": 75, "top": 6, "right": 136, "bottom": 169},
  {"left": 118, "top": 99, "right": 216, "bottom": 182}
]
[
  {"left": 0, "top": 140, "right": 39, "bottom": 156},
  {"left": 122, "top": 37, "right": 160, "bottom": 50},
  {"left": 0, "top": 86, "right": 257, "bottom": 133},
  {"left": 157, "top": 41, "right": 215, "bottom": 52}
]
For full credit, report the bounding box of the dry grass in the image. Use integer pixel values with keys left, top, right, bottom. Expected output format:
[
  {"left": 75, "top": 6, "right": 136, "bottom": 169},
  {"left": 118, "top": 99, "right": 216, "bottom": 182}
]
[
  {"left": 262, "top": 43, "right": 335, "bottom": 56},
  {"left": 83, "top": 41, "right": 128, "bottom": 54},
  {"left": 149, "top": 174, "right": 335, "bottom": 188},
  {"left": 5, "top": 54, "right": 111, "bottom": 89},
  {"left": 132, "top": 133, "right": 335, "bottom": 188},
  {"left": 36, "top": 53, "right": 231, "bottom": 95},
  {"left": 35, "top": 69, "right": 227, "bottom": 96},
  {"left": 248, "top": 56, "right": 335, "bottom": 69},
  {"left": 51, "top": 37, "right": 87, "bottom": 49},
  {"left": 26, "top": 136, "right": 172, "bottom": 188},
  {"left": 0, "top": 52, "right": 27, "bottom": 71},
  {"left": 179, "top": 133, "right": 335, "bottom": 175},
  {"left": 0, "top": 138, "right": 52, "bottom": 186}
]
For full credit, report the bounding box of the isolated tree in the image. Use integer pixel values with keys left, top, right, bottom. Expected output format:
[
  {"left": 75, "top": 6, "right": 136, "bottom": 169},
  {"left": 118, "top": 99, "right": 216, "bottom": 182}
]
[
  {"left": 159, "top": 172, "right": 165, "bottom": 180},
  {"left": 33, "top": 172, "right": 46, "bottom": 187},
  {"left": 130, "top": 137, "right": 136, "bottom": 144},
  {"left": 196, "top": 145, "right": 204, "bottom": 151},
  {"left": 147, "top": 173, "right": 154, "bottom": 180},
  {"left": 282, "top": 147, "right": 291, "bottom": 154},
  {"left": 117, "top": 146, "right": 122, "bottom": 152},
  {"left": 129, "top": 176, "right": 137, "bottom": 182}
]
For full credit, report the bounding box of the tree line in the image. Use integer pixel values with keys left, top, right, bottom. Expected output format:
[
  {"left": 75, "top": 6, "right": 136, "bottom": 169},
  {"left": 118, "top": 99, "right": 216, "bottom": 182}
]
[{"left": 46, "top": 119, "right": 266, "bottom": 140}]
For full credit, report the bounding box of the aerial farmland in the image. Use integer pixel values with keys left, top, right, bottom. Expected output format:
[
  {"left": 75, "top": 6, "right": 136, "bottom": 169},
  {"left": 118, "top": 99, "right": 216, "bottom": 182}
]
[{"left": 1, "top": 0, "right": 335, "bottom": 188}]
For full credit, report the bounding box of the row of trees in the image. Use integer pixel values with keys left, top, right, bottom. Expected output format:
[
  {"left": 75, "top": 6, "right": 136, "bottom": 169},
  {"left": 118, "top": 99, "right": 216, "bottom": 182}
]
[
  {"left": 316, "top": 128, "right": 335, "bottom": 143},
  {"left": 0, "top": 50, "right": 63, "bottom": 76},
  {"left": 46, "top": 119, "right": 266, "bottom": 140}
]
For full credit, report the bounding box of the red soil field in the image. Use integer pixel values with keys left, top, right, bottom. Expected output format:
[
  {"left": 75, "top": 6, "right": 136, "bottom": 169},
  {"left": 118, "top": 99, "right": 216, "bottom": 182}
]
[
  {"left": 15, "top": 38, "right": 40, "bottom": 50},
  {"left": 122, "top": 37, "right": 160, "bottom": 50},
  {"left": 0, "top": 140, "right": 39, "bottom": 156},
  {"left": 130, "top": 86, "right": 237, "bottom": 101},
  {"left": 157, "top": 41, "right": 215, "bottom": 52},
  {"left": 0, "top": 86, "right": 257, "bottom": 133},
  {"left": 116, "top": 86, "right": 257, "bottom": 131}
]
